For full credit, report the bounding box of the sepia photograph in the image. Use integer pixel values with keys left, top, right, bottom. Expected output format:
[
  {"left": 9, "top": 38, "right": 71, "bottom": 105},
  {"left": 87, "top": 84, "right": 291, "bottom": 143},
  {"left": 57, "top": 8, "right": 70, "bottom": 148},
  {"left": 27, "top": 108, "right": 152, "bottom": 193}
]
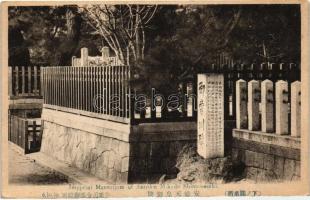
[{"left": 1, "top": 0, "right": 309, "bottom": 198}]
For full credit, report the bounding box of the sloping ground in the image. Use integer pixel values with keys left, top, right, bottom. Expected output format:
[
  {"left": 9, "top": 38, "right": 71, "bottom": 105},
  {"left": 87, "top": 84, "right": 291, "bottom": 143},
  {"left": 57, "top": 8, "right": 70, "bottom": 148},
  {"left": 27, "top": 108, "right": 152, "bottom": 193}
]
[
  {"left": 163, "top": 144, "right": 246, "bottom": 184},
  {"left": 8, "top": 142, "right": 70, "bottom": 185}
]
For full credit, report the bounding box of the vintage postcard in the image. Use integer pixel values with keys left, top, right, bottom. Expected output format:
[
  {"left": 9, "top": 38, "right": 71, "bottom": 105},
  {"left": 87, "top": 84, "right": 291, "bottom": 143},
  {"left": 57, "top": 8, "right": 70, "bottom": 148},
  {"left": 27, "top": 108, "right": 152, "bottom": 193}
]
[{"left": 1, "top": 0, "right": 309, "bottom": 198}]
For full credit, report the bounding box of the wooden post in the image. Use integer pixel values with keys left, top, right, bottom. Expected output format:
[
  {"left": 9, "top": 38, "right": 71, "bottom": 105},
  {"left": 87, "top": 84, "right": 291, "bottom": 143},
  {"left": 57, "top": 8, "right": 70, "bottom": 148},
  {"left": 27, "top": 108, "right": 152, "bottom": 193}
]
[
  {"left": 40, "top": 67, "right": 44, "bottom": 102},
  {"left": 21, "top": 66, "right": 25, "bottom": 95},
  {"left": 236, "top": 79, "right": 247, "bottom": 129},
  {"left": 81, "top": 48, "right": 88, "bottom": 67},
  {"left": 261, "top": 79, "right": 274, "bottom": 133},
  {"left": 27, "top": 67, "right": 31, "bottom": 95},
  {"left": 276, "top": 80, "right": 289, "bottom": 135},
  {"left": 15, "top": 67, "right": 19, "bottom": 96},
  {"left": 24, "top": 120, "right": 28, "bottom": 152},
  {"left": 248, "top": 80, "right": 260, "bottom": 131},
  {"left": 291, "top": 81, "right": 301, "bottom": 137},
  {"left": 77, "top": 67, "right": 80, "bottom": 110},
  {"left": 34, "top": 66, "right": 38, "bottom": 95},
  {"left": 8, "top": 67, "right": 13, "bottom": 97}
]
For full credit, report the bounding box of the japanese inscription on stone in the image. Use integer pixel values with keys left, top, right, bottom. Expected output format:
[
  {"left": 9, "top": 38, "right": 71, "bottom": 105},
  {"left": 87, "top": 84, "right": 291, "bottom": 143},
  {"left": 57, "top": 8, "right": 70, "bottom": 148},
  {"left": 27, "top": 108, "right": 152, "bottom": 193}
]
[{"left": 197, "top": 74, "right": 224, "bottom": 159}]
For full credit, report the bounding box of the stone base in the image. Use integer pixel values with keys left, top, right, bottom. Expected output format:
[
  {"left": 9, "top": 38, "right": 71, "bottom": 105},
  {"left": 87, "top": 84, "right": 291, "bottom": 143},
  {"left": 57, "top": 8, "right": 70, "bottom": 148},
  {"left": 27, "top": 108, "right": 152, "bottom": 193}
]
[
  {"left": 232, "top": 129, "right": 300, "bottom": 181},
  {"left": 40, "top": 108, "right": 197, "bottom": 184}
]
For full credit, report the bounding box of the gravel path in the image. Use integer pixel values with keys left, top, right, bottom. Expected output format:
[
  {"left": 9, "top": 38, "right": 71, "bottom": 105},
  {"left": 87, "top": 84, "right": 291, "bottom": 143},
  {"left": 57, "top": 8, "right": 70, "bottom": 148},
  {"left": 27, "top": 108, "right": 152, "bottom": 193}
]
[{"left": 9, "top": 143, "right": 70, "bottom": 185}]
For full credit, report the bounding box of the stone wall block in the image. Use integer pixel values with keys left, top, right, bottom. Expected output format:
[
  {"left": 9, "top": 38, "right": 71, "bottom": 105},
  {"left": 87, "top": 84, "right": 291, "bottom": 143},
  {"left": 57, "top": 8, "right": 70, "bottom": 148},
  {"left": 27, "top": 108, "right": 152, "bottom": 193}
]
[
  {"left": 118, "top": 141, "right": 130, "bottom": 157},
  {"left": 111, "top": 138, "right": 120, "bottom": 152},
  {"left": 283, "top": 159, "right": 296, "bottom": 180},
  {"left": 169, "top": 141, "right": 183, "bottom": 157},
  {"left": 245, "top": 167, "right": 258, "bottom": 180},
  {"left": 103, "top": 151, "right": 109, "bottom": 167},
  {"left": 108, "top": 168, "right": 117, "bottom": 184},
  {"left": 273, "top": 156, "right": 285, "bottom": 179},
  {"left": 294, "top": 161, "right": 300, "bottom": 177},
  {"left": 139, "top": 142, "right": 151, "bottom": 158},
  {"left": 114, "top": 159, "right": 122, "bottom": 173},
  {"left": 263, "top": 154, "right": 275, "bottom": 170},
  {"left": 150, "top": 142, "right": 169, "bottom": 158},
  {"left": 121, "top": 157, "right": 129, "bottom": 173},
  {"left": 107, "top": 151, "right": 116, "bottom": 169},
  {"left": 245, "top": 150, "right": 259, "bottom": 167},
  {"left": 147, "top": 157, "right": 162, "bottom": 173}
]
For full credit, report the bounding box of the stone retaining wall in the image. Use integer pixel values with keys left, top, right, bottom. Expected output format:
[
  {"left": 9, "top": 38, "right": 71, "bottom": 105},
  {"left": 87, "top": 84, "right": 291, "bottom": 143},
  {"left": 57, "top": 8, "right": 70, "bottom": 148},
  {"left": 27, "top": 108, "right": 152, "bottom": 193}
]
[
  {"left": 232, "top": 129, "right": 300, "bottom": 182},
  {"left": 40, "top": 108, "right": 197, "bottom": 184}
]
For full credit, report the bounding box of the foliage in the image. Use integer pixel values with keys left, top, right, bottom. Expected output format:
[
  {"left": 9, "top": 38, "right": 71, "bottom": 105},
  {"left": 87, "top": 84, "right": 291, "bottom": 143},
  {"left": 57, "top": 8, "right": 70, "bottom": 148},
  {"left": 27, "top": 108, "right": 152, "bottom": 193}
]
[
  {"left": 133, "top": 5, "right": 300, "bottom": 94},
  {"left": 80, "top": 5, "right": 158, "bottom": 66},
  {"left": 9, "top": 6, "right": 68, "bottom": 65},
  {"left": 8, "top": 5, "right": 300, "bottom": 91}
]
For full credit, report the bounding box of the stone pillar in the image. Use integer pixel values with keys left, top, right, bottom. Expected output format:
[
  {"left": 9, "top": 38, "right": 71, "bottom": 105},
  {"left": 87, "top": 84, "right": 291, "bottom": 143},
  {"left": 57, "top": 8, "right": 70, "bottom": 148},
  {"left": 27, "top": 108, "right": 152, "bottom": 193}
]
[
  {"left": 72, "top": 56, "right": 76, "bottom": 67},
  {"left": 248, "top": 80, "right": 260, "bottom": 131},
  {"left": 291, "top": 81, "right": 301, "bottom": 137},
  {"left": 197, "top": 74, "right": 224, "bottom": 159},
  {"left": 276, "top": 80, "right": 288, "bottom": 135},
  {"left": 261, "top": 80, "right": 274, "bottom": 133},
  {"left": 236, "top": 79, "right": 247, "bottom": 129},
  {"left": 81, "top": 47, "right": 88, "bottom": 67},
  {"left": 102, "top": 46, "right": 110, "bottom": 58}
]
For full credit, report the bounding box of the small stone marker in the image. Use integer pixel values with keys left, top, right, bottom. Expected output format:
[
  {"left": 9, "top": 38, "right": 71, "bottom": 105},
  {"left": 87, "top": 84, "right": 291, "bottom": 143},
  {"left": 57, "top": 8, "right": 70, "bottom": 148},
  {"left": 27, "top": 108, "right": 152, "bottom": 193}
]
[
  {"left": 72, "top": 56, "right": 76, "bottom": 67},
  {"left": 276, "top": 80, "right": 288, "bottom": 135},
  {"left": 197, "top": 73, "right": 224, "bottom": 159},
  {"left": 261, "top": 80, "right": 274, "bottom": 133},
  {"left": 102, "top": 46, "right": 110, "bottom": 58},
  {"left": 291, "top": 81, "right": 301, "bottom": 137},
  {"left": 81, "top": 47, "right": 89, "bottom": 67},
  {"left": 236, "top": 79, "right": 247, "bottom": 129},
  {"left": 248, "top": 80, "right": 260, "bottom": 131}
]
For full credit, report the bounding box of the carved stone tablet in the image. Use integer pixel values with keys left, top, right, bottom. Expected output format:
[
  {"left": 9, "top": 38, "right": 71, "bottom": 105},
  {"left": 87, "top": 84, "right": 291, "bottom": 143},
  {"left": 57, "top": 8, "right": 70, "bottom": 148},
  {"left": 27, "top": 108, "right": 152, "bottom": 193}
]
[{"left": 197, "top": 74, "right": 224, "bottom": 159}]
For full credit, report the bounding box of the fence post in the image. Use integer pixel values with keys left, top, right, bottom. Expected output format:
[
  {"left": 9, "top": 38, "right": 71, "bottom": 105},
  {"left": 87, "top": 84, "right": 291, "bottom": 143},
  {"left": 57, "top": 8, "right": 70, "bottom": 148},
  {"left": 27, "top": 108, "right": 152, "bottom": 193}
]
[
  {"left": 261, "top": 79, "right": 274, "bottom": 133},
  {"left": 291, "top": 81, "right": 301, "bottom": 137},
  {"left": 236, "top": 79, "right": 247, "bottom": 129},
  {"left": 248, "top": 80, "right": 260, "bottom": 131},
  {"left": 15, "top": 66, "right": 19, "bottom": 95},
  {"left": 34, "top": 66, "right": 38, "bottom": 95},
  {"left": 24, "top": 120, "right": 28, "bottom": 153},
  {"left": 22, "top": 66, "right": 25, "bottom": 95},
  {"left": 81, "top": 48, "right": 88, "bottom": 67},
  {"left": 8, "top": 67, "right": 13, "bottom": 97},
  {"left": 275, "top": 80, "right": 289, "bottom": 135},
  {"left": 27, "top": 67, "right": 31, "bottom": 95}
]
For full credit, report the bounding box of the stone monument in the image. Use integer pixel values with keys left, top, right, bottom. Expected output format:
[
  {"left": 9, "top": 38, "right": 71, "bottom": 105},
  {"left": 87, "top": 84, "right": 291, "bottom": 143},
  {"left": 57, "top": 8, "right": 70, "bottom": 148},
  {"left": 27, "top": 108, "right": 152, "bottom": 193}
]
[{"left": 197, "top": 73, "right": 224, "bottom": 159}]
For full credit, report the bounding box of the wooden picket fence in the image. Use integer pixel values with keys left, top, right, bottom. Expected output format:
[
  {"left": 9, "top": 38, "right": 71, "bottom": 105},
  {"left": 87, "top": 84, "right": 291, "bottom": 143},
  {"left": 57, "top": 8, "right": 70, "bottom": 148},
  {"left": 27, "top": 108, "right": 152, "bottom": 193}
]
[
  {"left": 8, "top": 115, "right": 42, "bottom": 153},
  {"left": 235, "top": 79, "right": 301, "bottom": 137},
  {"left": 9, "top": 66, "right": 41, "bottom": 99}
]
